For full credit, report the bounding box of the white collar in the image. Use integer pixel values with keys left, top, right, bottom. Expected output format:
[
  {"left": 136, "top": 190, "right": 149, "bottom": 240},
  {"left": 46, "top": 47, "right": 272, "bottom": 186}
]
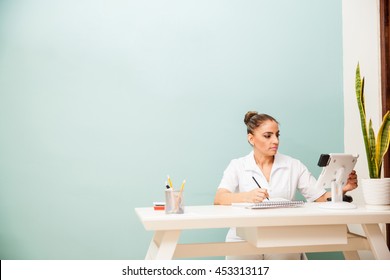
[{"left": 243, "top": 151, "right": 288, "bottom": 172}]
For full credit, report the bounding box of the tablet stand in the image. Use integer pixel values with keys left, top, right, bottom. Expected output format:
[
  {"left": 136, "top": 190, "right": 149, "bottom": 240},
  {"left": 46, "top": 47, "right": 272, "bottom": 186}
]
[
  {"left": 316, "top": 154, "right": 358, "bottom": 210},
  {"left": 318, "top": 180, "right": 356, "bottom": 209}
]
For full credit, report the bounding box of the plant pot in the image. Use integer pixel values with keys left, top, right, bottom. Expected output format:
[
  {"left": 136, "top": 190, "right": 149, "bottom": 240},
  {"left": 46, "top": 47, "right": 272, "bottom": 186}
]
[{"left": 361, "top": 178, "right": 390, "bottom": 210}]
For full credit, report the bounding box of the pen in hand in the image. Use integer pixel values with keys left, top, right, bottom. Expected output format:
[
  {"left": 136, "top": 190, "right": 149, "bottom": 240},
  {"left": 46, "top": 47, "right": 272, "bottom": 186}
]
[{"left": 252, "top": 176, "right": 269, "bottom": 200}]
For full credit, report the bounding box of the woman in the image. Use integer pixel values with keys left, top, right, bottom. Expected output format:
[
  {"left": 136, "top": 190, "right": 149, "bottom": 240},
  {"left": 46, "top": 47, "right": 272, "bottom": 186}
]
[{"left": 214, "top": 111, "right": 358, "bottom": 260}]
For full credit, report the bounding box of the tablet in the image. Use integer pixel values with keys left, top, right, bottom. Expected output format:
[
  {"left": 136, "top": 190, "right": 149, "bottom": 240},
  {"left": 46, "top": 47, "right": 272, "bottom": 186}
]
[{"left": 315, "top": 153, "right": 358, "bottom": 190}]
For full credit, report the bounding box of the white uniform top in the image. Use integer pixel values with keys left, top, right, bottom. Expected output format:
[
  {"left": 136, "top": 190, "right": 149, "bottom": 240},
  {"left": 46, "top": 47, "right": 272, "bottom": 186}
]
[{"left": 218, "top": 151, "right": 326, "bottom": 241}]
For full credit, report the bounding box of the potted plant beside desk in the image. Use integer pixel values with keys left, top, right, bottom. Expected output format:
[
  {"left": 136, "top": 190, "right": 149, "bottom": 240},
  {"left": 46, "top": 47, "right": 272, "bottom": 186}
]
[{"left": 355, "top": 63, "right": 390, "bottom": 210}]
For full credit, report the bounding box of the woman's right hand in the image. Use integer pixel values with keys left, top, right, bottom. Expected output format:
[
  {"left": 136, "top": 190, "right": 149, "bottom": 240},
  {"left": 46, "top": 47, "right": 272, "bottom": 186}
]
[
  {"left": 214, "top": 188, "right": 269, "bottom": 205},
  {"left": 245, "top": 188, "right": 269, "bottom": 203}
]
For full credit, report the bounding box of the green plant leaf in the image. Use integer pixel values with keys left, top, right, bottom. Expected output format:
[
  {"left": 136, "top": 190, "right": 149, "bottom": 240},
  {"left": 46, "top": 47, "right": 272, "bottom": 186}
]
[
  {"left": 376, "top": 111, "right": 390, "bottom": 176},
  {"left": 356, "top": 63, "right": 374, "bottom": 177},
  {"left": 368, "top": 120, "right": 378, "bottom": 177}
]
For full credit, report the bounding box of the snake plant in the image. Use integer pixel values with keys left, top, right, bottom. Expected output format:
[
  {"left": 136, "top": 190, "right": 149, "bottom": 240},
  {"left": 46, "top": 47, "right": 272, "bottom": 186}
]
[{"left": 355, "top": 63, "right": 390, "bottom": 178}]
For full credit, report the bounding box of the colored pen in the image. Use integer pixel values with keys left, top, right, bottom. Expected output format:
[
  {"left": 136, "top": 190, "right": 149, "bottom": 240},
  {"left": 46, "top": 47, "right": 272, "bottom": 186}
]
[
  {"left": 252, "top": 176, "right": 269, "bottom": 200},
  {"left": 174, "top": 179, "right": 186, "bottom": 213},
  {"left": 179, "top": 179, "right": 186, "bottom": 192},
  {"left": 167, "top": 175, "right": 173, "bottom": 189}
]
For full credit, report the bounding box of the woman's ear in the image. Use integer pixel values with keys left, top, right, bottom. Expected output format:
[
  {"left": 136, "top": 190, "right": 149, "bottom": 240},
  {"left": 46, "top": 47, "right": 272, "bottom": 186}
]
[{"left": 247, "top": 133, "right": 254, "bottom": 146}]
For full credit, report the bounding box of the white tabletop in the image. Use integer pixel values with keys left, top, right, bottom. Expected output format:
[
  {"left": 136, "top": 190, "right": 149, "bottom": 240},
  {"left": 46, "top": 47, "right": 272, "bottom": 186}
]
[{"left": 135, "top": 203, "right": 390, "bottom": 231}]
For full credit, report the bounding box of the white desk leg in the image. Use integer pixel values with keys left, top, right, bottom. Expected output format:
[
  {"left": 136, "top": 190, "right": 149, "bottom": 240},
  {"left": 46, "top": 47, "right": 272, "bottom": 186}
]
[
  {"left": 145, "top": 230, "right": 181, "bottom": 260},
  {"left": 362, "top": 224, "right": 390, "bottom": 260}
]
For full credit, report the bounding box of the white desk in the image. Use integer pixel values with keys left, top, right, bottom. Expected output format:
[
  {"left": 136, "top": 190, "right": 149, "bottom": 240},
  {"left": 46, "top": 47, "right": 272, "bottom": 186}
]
[{"left": 135, "top": 203, "right": 390, "bottom": 260}]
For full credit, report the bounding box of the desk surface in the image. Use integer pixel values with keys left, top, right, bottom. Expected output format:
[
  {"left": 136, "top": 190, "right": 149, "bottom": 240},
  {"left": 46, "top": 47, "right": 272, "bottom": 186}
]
[{"left": 135, "top": 203, "right": 390, "bottom": 231}]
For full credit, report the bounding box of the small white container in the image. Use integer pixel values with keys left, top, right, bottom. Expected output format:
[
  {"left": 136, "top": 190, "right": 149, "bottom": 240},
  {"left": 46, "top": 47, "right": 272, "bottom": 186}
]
[{"left": 165, "top": 189, "right": 184, "bottom": 214}]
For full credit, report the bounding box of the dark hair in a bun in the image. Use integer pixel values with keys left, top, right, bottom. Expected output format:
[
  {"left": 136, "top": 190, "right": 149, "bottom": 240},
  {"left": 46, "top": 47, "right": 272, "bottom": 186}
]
[{"left": 244, "top": 111, "right": 278, "bottom": 134}]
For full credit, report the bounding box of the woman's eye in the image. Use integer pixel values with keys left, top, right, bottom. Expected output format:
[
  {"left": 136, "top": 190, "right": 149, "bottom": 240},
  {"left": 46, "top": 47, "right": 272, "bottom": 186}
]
[{"left": 263, "top": 133, "right": 280, "bottom": 139}]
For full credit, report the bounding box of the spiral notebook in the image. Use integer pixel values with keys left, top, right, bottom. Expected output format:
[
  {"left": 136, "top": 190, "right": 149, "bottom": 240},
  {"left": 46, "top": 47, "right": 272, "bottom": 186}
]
[{"left": 248, "top": 200, "right": 305, "bottom": 209}]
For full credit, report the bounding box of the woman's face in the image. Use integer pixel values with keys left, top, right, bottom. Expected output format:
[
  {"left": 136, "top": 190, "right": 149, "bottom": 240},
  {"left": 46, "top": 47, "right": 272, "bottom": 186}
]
[{"left": 247, "top": 120, "right": 280, "bottom": 156}]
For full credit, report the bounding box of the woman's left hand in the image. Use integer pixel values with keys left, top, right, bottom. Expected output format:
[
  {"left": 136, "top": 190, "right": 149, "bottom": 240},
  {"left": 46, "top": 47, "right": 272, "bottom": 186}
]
[{"left": 342, "top": 170, "right": 358, "bottom": 193}]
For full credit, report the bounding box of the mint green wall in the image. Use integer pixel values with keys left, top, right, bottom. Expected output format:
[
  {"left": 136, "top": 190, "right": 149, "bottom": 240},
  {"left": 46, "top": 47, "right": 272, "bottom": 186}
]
[{"left": 0, "top": 0, "right": 344, "bottom": 259}]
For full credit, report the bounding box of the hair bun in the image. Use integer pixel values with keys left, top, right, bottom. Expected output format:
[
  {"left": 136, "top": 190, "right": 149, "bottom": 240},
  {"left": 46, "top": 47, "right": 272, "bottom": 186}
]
[{"left": 244, "top": 111, "right": 258, "bottom": 125}]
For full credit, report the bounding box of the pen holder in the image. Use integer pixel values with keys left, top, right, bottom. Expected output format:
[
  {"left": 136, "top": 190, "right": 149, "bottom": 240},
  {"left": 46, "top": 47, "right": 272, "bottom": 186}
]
[{"left": 165, "top": 189, "right": 184, "bottom": 214}]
